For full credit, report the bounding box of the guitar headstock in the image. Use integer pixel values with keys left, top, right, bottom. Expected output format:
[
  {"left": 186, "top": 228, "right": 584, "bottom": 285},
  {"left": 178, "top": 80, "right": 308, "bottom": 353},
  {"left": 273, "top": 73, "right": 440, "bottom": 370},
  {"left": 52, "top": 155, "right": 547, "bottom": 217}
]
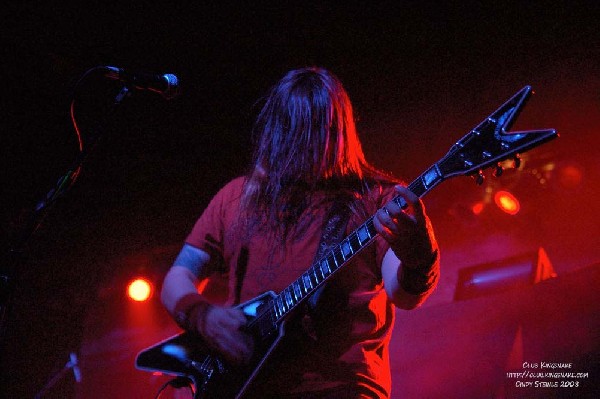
[{"left": 438, "top": 86, "right": 558, "bottom": 183}]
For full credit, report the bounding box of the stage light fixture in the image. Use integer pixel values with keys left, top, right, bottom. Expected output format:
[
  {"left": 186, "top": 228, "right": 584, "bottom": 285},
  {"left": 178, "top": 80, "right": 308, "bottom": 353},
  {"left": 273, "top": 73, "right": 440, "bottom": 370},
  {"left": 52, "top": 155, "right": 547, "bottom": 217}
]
[
  {"left": 471, "top": 201, "right": 485, "bottom": 215},
  {"left": 454, "top": 247, "right": 556, "bottom": 301},
  {"left": 494, "top": 190, "right": 520, "bottom": 215},
  {"left": 127, "top": 278, "right": 153, "bottom": 302}
]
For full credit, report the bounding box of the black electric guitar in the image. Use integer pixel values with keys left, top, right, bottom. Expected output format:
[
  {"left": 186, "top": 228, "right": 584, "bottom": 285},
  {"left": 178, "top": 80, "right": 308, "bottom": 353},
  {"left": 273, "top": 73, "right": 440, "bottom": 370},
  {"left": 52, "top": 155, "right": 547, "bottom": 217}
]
[{"left": 136, "top": 86, "right": 558, "bottom": 398}]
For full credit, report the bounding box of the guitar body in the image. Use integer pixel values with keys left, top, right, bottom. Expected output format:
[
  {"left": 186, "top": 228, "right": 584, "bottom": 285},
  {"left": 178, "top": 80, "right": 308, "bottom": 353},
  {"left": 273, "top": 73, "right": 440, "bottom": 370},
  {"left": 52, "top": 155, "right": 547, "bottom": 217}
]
[
  {"left": 136, "top": 291, "right": 288, "bottom": 399},
  {"left": 136, "top": 85, "right": 558, "bottom": 398}
]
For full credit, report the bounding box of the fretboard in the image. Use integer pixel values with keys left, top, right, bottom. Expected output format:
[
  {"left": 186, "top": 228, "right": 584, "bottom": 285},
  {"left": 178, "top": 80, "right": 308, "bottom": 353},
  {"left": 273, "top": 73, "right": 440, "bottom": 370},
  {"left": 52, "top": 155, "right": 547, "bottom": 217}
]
[{"left": 265, "top": 162, "right": 444, "bottom": 324}]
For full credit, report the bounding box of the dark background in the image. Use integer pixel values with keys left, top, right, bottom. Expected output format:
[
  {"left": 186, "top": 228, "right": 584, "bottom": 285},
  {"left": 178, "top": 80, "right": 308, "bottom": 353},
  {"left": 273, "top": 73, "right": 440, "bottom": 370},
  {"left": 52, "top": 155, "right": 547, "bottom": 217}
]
[{"left": 1, "top": 1, "right": 599, "bottom": 398}]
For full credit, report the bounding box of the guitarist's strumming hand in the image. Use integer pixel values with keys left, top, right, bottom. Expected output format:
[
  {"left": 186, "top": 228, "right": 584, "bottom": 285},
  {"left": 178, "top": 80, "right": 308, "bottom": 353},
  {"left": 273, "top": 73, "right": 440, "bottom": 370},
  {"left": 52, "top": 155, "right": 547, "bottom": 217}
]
[
  {"left": 161, "top": 259, "right": 254, "bottom": 367},
  {"left": 199, "top": 305, "right": 254, "bottom": 367}
]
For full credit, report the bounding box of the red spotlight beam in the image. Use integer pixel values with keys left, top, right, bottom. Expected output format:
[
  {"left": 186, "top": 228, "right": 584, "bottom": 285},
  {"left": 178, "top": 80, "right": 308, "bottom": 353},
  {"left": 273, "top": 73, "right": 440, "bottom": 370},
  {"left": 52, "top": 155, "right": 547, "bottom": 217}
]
[
  {"left": 127, "top": 278, "right": 153, "bottom": 302},
  {"left": 494, "top": 190, "right": 521, "bottom": 215}
]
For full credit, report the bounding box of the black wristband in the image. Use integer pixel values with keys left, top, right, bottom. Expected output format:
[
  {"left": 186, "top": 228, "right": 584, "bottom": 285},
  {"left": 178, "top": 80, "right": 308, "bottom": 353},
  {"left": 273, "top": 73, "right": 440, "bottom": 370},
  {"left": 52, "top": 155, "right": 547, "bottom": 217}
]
[{"left": 399, "top": 250, "right": 439, "bottom": 295}]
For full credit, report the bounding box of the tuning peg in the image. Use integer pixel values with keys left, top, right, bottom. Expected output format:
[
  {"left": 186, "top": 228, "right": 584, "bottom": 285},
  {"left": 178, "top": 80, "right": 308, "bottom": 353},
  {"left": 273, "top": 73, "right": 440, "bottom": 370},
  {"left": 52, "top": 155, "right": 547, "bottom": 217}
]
[
  {"left": 473, "top": 169, "right": 485, "bottom": 185},
  {"left": 493, "top": 164, "right": 504, "bottom": 177},
  {"left": 513, "top": 154, "right": 522, "bottom": 169}
]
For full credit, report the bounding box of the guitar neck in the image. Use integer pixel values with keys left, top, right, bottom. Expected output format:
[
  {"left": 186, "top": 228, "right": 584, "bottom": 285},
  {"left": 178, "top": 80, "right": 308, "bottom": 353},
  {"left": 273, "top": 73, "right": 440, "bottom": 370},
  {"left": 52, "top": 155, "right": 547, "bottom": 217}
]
[{"left": 268, "top": 163, "right": 445, "bottom": 323}]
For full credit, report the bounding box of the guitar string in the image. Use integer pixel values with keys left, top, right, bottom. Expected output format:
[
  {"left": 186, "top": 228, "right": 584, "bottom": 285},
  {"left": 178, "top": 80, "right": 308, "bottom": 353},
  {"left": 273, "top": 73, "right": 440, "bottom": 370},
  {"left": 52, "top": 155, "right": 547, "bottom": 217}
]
[
  {"left": 244, "top": 220, "right": 377, "bottom": 334},
  {"left": 243, "top": 120, "right": 547, "bottom": 338}
]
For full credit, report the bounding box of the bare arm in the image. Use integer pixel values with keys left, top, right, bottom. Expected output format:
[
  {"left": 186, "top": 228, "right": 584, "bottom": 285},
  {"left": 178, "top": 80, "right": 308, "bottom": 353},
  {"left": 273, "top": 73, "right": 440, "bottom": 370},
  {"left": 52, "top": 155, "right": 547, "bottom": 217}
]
[
  {"left": 161, "top": 244, "right": 211, "bottom": 314},
  {"left": 161, "top": 244, "right": 253, "bottom": 365},
  {"left": 374, "top": 185, "right": 440, "bottom": 309},
  {"left": 381, "top": 248, "right": 438, "bottom": 309}
]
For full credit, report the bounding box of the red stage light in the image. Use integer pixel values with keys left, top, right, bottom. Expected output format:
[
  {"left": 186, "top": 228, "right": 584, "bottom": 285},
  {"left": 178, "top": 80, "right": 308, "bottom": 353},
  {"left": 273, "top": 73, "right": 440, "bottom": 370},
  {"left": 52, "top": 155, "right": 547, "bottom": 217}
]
[
  {"left": 494, "top": 191, "right": 520, "bottom": 215},
  {"left": 127, "top": 278, "right": 153, "bottom": 302},
  {"left": 472, "top": 201, "right": 485, "bottom": 215}
]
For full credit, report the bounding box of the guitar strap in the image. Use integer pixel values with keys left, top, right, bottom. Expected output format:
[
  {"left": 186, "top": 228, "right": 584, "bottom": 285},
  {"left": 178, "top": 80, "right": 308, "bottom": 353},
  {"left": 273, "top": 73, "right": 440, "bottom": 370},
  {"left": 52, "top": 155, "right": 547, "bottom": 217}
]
[{"left": 305, "top": 200, "right": 351, "bottom": 317}]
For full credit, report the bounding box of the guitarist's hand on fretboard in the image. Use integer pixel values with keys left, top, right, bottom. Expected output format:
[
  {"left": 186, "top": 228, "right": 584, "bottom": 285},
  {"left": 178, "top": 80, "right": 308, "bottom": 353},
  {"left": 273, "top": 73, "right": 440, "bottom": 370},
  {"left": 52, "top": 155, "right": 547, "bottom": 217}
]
[
  {"left": 374, "top": 185, "right": 437, "bottom": 268},
  {"left": 201, "top": 305, "right": 254, "bottom": 366}
]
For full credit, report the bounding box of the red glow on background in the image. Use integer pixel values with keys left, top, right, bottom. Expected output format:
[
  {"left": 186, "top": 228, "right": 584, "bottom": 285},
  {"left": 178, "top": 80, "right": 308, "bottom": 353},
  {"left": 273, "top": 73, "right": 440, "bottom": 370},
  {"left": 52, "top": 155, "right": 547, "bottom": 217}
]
[
  {"left": 472, "top": 202, "right": 485, "bottom": 215},
  {"left": 494, "top": 191, "right": 520, "bottom": 215},
  {"left": 558, "top": 164, "right": 583, "bottom": 189},
  {"left": 127, "top": 278, "right": 153, "bottom": 302}
]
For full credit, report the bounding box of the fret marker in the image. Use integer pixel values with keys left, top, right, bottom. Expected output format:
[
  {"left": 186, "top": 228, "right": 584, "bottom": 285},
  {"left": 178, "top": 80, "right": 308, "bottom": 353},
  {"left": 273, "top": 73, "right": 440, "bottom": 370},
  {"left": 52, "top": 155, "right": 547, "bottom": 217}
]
[
  {"left": 303, "top": 273, "right": 313, "bottom": 291},
  {"left": 320, "top": 259, "right": 331, "bottom": 276},
  {"left": 422, "top": 164, "right": 441, "bottom": 188},
  {"left": 357, "top": 226, "right": 370, "bottom": 243},
  {"left": 341, "top": 240, "right": 352, "bottom": 257},
  {"left": 277, "top": 296, "right": 285, "bottom": 314},
  {"left": 293, "top": 282, "right": 302, "bottom": 300}
]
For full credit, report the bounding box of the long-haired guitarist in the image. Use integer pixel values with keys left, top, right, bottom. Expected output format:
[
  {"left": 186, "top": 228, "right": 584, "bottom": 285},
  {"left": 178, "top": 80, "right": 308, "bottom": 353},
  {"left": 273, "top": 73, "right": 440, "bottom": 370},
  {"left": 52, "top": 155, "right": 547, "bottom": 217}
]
[{"left": 160, "top": 67, "right": 440, "bottom": 398}]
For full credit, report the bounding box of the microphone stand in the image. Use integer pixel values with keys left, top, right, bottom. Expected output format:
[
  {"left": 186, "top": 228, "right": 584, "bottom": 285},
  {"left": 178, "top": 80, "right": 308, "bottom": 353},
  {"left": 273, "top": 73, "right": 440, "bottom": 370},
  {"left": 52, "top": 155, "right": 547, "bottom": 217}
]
[
  {"left": 34, "top": 352, "right": 81, "bottom": 399},
  {"left": 0, "top": 85, "right": 132, "bottom": 348}
]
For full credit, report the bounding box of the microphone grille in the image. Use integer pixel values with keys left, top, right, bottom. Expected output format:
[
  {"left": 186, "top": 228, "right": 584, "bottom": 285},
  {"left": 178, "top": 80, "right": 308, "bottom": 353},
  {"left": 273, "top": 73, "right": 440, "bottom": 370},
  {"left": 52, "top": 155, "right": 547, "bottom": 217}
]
[{"left": 163, "top": 74, "right": 180, "bottom": 100}]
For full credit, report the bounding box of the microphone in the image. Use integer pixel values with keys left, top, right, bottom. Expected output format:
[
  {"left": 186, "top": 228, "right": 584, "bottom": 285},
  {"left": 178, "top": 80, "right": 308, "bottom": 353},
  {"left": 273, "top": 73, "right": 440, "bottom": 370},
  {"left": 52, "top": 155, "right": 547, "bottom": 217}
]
[{"left": 103, "top": 66, "right": 180, "bottom": 100}]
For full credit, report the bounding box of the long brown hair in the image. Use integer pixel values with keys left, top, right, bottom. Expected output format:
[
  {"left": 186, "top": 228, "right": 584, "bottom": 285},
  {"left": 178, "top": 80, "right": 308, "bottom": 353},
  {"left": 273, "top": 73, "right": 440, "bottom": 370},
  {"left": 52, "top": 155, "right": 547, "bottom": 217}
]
[{"left": 241, "top": 67, "right": 392, "bottom": 239}]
